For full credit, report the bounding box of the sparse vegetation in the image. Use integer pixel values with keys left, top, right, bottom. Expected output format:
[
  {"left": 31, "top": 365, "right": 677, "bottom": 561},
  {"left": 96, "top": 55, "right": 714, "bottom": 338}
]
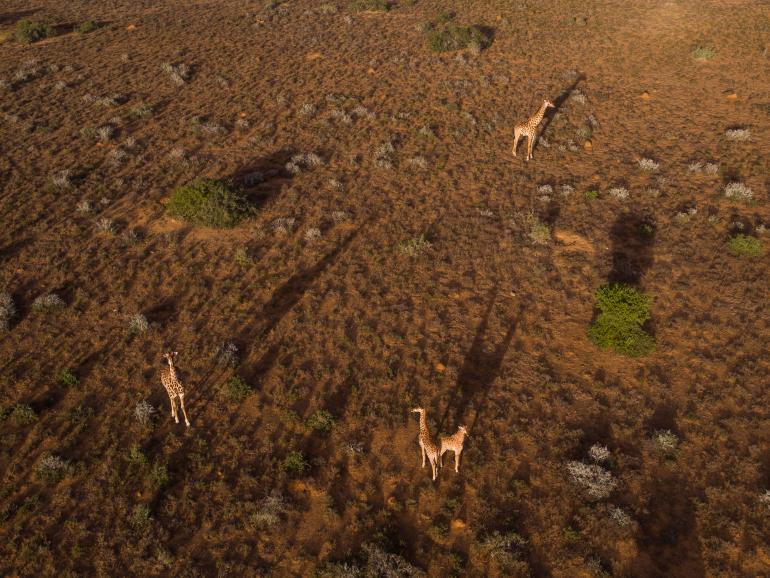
[
  {"left": 0, "top": 293, "right": 15, "bottom": 331},
  {"left": 35, "top": 454, "right": 71, "bottom": 483},
  {"left": 16, "top": 19, "right": 54, "bottom": 44},
  {"left": 727, "top": 234, "right": 763, "bottom": 258},
  {"left": 588, "top": 284, "right": 655, "bottom": 357},
  {"left": 167, "top": 179, "right": 251, "bottom": 228},
  {"left": 724, "top": 128, "right": 750, "bottom": 142}
]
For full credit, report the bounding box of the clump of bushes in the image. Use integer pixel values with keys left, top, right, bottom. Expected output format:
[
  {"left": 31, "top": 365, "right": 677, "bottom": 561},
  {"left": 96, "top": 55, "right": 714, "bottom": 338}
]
[
  {"left": 588, "top": 283, "right": 655, "bottom": 356},
  {"left": 16, "top": 19, "right": 54, "bottom": 43},
  {"left": 167, "top": 178, "right": 251, "bottom": 228},
  {"left": 32, "top": 293, "right": 65, "bottom": 312},
  {"left": 427, "top": 23, "right": 491, "bottom": 53},
  {"left": 727, "top": 234, "right": 763, "bottom": 258},
  {"left": 566, "top": 461, "right": 617, "bottom": 500},
  {"left": 247, "top": 493, "right": 287, "bottom": 529},
  {"left": 307, "top": 409, "right": 335, "bottom": 433}
]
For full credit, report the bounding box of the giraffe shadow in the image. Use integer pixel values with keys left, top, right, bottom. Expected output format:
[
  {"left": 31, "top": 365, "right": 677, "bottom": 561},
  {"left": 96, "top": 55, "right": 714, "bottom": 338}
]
[{"left": 439, "top": 286, "right": 523, "bottom": 432}]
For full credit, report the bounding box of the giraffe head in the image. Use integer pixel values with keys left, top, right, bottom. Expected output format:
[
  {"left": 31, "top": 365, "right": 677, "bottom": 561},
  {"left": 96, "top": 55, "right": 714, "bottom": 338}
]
[
  {"left": 163, "top": 351, "right": 179, "bottom": 364},
  {"left": 459, "top": 425, "right": 470, "bottom": 437},
  {"left": 411, "top": 407, "right": 424, "bottom": 414},
  {"left": 543, "top": 99, "right": 555, "bottom": 109}
]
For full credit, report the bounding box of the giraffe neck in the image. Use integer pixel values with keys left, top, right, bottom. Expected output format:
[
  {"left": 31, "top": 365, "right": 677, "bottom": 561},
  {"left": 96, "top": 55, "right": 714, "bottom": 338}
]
[
  {"left": 418, "top": 411, "right": 429, "bottom": 438},
  {"left": 532, "top": 103, "right": 549, "bottom": 125},
  {"left": 167, "top": 360, "right": 177, "bottom": 380}
]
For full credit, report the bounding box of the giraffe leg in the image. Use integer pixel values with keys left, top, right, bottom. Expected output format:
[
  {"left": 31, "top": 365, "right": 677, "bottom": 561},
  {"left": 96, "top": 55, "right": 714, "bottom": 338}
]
[
  {"left": 512, "top": 128, "right": 521, "bottom": 157},
  {"left": 455, "top": 450, "right": 461, "bottom": 473},
  {"left": 527, "top": 134, "right": 534, "bottom": 161},
  {"left": 421, "top": 445, "right": 426, "bottom": 468},
  {"left": 168, "top": 391, "right": 178, "bottom": 422},
  {"left": 439, "top": 449, "right": 444, "bottom": 468},
  {"left": 430, "top": 457, "right": 437, "bottom": 481},
  {"left": 178, "top": 394, "right": 191, "bottom": 427}
]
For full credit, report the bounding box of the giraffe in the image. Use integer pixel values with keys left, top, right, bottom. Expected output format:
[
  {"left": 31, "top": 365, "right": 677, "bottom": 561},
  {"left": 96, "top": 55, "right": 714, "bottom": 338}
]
[
  {"left": 411, "top": 407, "right": 441, "bottom": 481},
  {"left": 161, "top": 351, "right": 191, "bottom": 427},
  {"left": 512, "top": 98, "right": 555, "bottom": 161},
  {"left": 439, "top": 425, "right": 470, "bottom": 473}
]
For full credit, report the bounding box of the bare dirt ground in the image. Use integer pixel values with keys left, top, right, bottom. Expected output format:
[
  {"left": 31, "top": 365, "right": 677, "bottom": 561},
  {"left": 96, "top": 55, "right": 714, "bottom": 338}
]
[{"left": 1, "top": 0, "right": 769, "bottom": 576}]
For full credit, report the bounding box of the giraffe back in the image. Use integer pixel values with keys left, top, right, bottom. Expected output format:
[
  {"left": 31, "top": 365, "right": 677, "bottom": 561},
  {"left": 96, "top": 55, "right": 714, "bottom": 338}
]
[
  {"left": 161, "top": 367, "right": 184, "bottom": 396},
  {"left": 440, "top": 430, "right": 466, "bottom": 454}
]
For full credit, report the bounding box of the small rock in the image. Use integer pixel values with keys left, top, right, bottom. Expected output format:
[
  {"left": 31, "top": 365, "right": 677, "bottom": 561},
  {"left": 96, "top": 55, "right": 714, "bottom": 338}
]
[
  {"left": 641, "top": 91, "right": 651, "bottom": 100},
  {"left": 435, "top": 363, "right": 446, "bottom": 373},
  {"left": 584, "top": 140, "right": 593, "bottom": 151}
]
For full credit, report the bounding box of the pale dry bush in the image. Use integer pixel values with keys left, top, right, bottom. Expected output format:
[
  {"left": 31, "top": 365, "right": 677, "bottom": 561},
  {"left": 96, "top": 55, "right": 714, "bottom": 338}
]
[
  {"left": 127, "top": 313, "right": 149, "bottom": 334},
  {"left": 724, "top": 182, "right": 753, "bottom": 203},
  {"left": 247, "top": 493, "right": 287, "bottom": 529},
  {"left": 36, "top": 454, "right": 71, "bottom": 482},
  {"left": 588, "top": 444, "right": 610, "bottom": 463},
  {"left": 566, "top": 461, "right": 617, "bottom": 500},
  {"left": 51, "top": 169, "right": 73, "bottom": 188},
  {"left": 609, "top": 505, "right": 633, "bottom": 527},
  {"left": 304, "top": 227, "right": 322, "bottom": 242},
  {"left": 608, "top": 187, "right": 629, "bottom": 200},
  {"left": 272, "top": 217, "right": 296, "bottom": 235},
  {"left": 760, "top": 490, "right": 770, "bottom": 510},
  {"left": 134, "top": 400, "right": 156, "bottom": 426},
  {"left": 286, "top": 153, "right": 322, "bottom": 175},
  {"left": 724, "top": 128, "right": 750, "bottom": 142},
  {"left": 96, "top": 217, "right": 115, "bottom": 233},
  {"left": 161, "top": 62, "right": 190, "bottom": 85},
  {"left": 32, "top": 293, "right": 65, "bottom": 311},
  {"left": 638, "top": 158, "right": 659, "bottom": 171},
  {"left": 653, "top": 430, "right": 679, "bottom": 453},
  {"left": 215, "top": 342, "right": 239, "bottom": 366}
]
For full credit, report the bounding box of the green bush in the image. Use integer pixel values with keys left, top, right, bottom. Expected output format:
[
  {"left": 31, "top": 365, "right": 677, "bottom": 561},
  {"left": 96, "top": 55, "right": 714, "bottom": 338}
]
[
  {"left": 307, "top": 409, "right": 335, "bottom": 433},
  {"left": 727, "top": 234, "right": 763, "bottom": 258},
  {"left": 349, "top": 0, "right": 390, "bottom": 11},
  {"left": 428, "top": 24, "right": 490, "bottom": 53},
  {"left": 283, "top": 451, "right": 309, "bottom": 475},
  {"left": 56, "top": 369, "right": 79, "bottom": 387},
  {"left": 149, "top": 463, "right": 170, "bottom": 488},
  {"left": 76, "top": 20, "right": 98, "bottom": 34},
  {"left": 167, "top": 179, "right": 251, "bottom": 228},
  {"left": 588, "top": 283, "right": 655, "bottom": 357},
  {"left": 16, "top": 19, "right": 54, "bottom": 43},
  {"left": 225, "top": 376, "right": 254, "bottom": 401}
]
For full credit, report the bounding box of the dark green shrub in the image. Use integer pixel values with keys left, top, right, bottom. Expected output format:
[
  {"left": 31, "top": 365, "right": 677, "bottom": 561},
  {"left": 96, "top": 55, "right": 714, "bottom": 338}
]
[
  {"left": 149, "top": 463, "right": 170, "bottom": 487},
  {"left": 225, "top": 376, "right": 253, "bottom": 401},
  {"left": 76, "top": 20, "right": 98, "bottom": 34},
  {"left": 16, "top": 19, "right": 54, "bottom": 43},
  {"left": 307, "top": 409, "right": 335, "bottom": 433},
  {"left": 283, "top": 451, "right": 309, "bottom": 475},
  {"left": 349, "top": 0, "right": 390, "bottom": 11},
  {"left": 428, "top": 24, "right": 490, "bottom": 53},
  {"left": 588, "top": 283, "right": 655, "bottom": 356},
  {"left": 56, "top": 369, "right": 79, "bottom": 387},
  {"left": 167, "top": 179, "right": 251, "bottom": 228},
  {"left": 727, "top": 234, "right": 763, "bottom": 258},
  {"left": 585, "top": 190, "right": 599, "bottom": 200}
]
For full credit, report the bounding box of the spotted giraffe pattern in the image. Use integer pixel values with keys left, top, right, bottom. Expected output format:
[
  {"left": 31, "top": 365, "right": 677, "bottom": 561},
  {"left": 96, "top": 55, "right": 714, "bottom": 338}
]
[
  {"left": 440, "top": 425, "right": 469, "bottom": 473},
  {"left": 411, "top": 407, "right": 440, "bottom": 481},
  {"left": 161, "top": 351, "right": 191, "bottom": 427},
  {"left": 513, "top": 99, "right": 555, "bottom": 161}
]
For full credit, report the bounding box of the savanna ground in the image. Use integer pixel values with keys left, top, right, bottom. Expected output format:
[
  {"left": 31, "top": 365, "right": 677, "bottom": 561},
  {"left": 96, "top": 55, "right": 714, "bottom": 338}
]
[{"left": 1, "top": 0, "right": 769, "bottom": 576}]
